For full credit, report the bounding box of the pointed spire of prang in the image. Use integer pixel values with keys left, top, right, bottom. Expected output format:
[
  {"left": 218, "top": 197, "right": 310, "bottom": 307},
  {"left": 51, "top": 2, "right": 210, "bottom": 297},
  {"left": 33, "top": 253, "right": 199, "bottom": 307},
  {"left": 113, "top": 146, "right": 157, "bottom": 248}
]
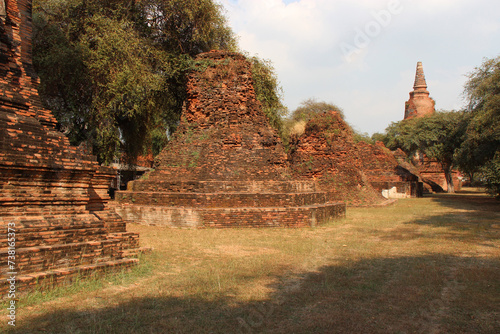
[
  {"left": 404, "top": 61, "right": 435, "bottom": 119},
  {"left": 413, "top": 61, "right": 428, "bottom": 91}
]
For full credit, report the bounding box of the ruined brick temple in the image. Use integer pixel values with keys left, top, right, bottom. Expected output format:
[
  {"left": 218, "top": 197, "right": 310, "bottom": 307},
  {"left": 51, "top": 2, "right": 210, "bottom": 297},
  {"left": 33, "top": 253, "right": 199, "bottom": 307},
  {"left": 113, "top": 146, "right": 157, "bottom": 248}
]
[
  {"left": 404, "top": 62, "right": 461, "bottom": 192},
  {"left": 1, "top": 0, "right": 139, "bottom": 295},
  {"left": 356, "top": 141, "right": 423, "bottom": 198},
  {"left": 116, "top": 51, "right": 345, "bottom": 227},
  {"left": 289, "top": 111, "right": 422, "bottom": 204},
  {"left": 404, "top": 61, "right": 435, "bottom": 120}
]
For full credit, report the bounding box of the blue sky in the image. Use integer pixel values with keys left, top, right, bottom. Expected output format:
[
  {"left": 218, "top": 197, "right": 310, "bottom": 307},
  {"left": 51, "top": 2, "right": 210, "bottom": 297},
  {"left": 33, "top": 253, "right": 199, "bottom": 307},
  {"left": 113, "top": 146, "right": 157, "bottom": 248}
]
[{"left": 220, "top": 0, "right": 500, "bottom": 135}]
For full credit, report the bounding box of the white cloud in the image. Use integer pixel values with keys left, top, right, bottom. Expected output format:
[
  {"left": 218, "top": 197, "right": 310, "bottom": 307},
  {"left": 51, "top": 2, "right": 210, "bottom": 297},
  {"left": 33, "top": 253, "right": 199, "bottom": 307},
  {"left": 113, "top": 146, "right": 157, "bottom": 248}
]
[{"left": 220, "top": 0, "right": 500, "bottom": 134}]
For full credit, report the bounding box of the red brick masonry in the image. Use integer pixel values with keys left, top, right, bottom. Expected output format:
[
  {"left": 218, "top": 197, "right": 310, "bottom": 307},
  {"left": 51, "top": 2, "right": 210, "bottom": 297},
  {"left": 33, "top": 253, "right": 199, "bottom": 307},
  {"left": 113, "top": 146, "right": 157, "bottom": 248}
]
[
  {"left": 289, "top": 111, "right": 422, "bottom": 204},
  {"left": 403, "top": 62, "right": 461, "bottom": 192},
  {"left": 116, "top": 51, "right": 345, "bottom": 227},
  {"left": 0, "top": 0, "right": 139, "bottom": 295}
]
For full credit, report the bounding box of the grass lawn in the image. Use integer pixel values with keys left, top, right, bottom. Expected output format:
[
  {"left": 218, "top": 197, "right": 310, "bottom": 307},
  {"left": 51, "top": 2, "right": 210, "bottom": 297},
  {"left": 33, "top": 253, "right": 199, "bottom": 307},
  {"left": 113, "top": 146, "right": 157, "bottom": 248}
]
[{"left": 2, "top": 188, "right": 499, "bottom": 333}]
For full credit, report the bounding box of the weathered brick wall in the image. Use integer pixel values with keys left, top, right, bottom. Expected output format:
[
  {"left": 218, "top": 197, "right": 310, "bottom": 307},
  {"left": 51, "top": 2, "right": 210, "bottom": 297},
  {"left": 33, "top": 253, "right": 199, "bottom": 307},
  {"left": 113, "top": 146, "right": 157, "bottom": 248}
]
[
  {"left": 356, "top": 141, "right": 423, "bottom": 197},
  {"left": 117, "top": 204, "right": 345, "bottom": 229},
  {"left": 289, "top": 111, "right": 385, "bottom": 205},
  {"left": 0, "top": 0, "right": 139, "bottom": 295},
  {"left": 127, "top": 180, "right": 319, "bottom": 193},
  {"left": 117, "top": 190, "right": 331, "bottom": 208},
  {"left": 152, "top": 51, "right": 288, "bottom": 182},
  {"left": 116, "top": 51, "right": 345, "bottom": 228},
  {"left": 0, "top": 0, "right": 57, "bottom": 127},
  {"left": 411, "top": 154, "right": 462, "bottom": 192},
  {"left": 289, "top": 111, "right": 422, "bottom": 202},
  {"left": 356, "top": 141, "right": 402, "bottom": 183}
]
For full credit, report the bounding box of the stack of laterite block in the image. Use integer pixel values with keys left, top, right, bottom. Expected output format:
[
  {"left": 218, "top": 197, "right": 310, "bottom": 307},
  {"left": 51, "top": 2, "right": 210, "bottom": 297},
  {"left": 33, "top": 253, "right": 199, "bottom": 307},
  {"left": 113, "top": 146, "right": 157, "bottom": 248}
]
[
  {"left": 288, "top": 110, "right": 385, "bottom": 205},
  {"left": 356, "top": 141, "right": 423, "bottom": 198},
  {"left": 0, "top": 0, "right": 139, "bottom": 295},
  {"left": 116, "top": 51, "right": 345, "bottom": 228},
  {"left": 288, "top": 110, "right": 422, "bottom": 203}
]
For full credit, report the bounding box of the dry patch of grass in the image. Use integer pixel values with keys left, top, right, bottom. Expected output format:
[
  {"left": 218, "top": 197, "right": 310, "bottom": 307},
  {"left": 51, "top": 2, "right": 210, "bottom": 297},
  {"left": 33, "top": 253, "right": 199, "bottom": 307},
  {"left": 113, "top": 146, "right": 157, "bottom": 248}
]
[{"left": 2, "top": 189, "right": 499, "bottom": 333}]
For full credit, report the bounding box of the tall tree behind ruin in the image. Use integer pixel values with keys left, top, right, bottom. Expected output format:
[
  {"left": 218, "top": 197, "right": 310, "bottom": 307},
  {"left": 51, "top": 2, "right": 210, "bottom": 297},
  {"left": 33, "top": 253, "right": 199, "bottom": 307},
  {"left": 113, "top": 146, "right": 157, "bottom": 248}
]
[
  {"left": 458, "top": 56, "right": 500, "bottom": 196},
  {"left": 249, "top": 56, "right": 288, "bottom": 141},
  {"left": 32, "top": 0, "right": 242, "bottom": 164},
  {"left": 384, "top": 111, "right": 467, "bottom": 193}
]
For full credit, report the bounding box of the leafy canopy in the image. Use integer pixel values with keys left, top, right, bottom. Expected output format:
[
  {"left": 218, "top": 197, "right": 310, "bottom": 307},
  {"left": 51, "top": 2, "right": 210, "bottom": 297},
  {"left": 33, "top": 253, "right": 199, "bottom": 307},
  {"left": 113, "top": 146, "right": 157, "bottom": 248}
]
[
  {"left": 290, "top": 98, "right": 344, "bottom": 123},
  {"left": 32, "top": 0, "right": 240, "bottom": 164},
  {"left": 459, "top": 56, "right": 500, "bottom": 196},
  {"left": 384, "top": 111, "right": 466, "bottom": 193},
  {"left": 458, "top": 57, "right": 500, "bottom": 168},
  {"left": 249, "top": 56, "right": 288, "bottom": 140}
]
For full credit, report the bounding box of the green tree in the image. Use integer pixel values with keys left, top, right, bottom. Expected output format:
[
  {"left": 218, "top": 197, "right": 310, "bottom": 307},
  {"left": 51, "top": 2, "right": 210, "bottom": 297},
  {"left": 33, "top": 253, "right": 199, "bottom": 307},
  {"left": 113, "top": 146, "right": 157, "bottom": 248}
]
[
  {"left": 458, "top": 56, "right": 500, "bottom": 195},
  {"left": 32, "top": 0, "right": 237, "bottom": 164},
  {"left": 371, "top": 132, "right": 387, "bottom": 143},
  {"left": 290, "top": 98, "right": 344, "bottom": 123},
  {"left": 249, "top": 56, "right": 288, "bottom": 140},
  {"left": 384, "top": 111, "right": 466, "bottom": 193},
  {"left": 32, "top": 10, "right": 92, "bottom": 145},
  {"left": 140, "top": 0, "right": 237, "bottom": 56},
  {"left": 283, "top": 99, "right": 344, "bottom": 144}
]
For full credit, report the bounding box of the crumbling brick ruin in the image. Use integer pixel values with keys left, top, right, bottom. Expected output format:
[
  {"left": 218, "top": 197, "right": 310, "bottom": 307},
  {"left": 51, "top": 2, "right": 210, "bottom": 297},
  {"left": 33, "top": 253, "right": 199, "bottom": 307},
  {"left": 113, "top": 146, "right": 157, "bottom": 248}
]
[
  {"left": 116, "top": 51, "right": 345, "bottom": 227},
  {"left": 289, "top": 111, "right": 422, "bottom": 203},
  {"left": 411, "top": 152, "right": 462, "bottom": 192},
  {"left": 404, "top": 62, "right": 461, "bottom": 192},
  {"left": 1, "top": 0, "right": 139, "bottom": 295},
  {"left": 356, "top": 141, "right": 423, "bottom": 198}
]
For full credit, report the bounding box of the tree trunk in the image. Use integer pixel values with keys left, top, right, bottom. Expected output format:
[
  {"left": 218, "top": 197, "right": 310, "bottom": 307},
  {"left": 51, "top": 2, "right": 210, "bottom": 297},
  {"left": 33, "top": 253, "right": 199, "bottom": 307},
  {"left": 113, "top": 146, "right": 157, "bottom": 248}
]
[
  {"left": 468, "top": 172, "right": 475, "bottom": 185},
  {"left": 442, "top": 161, "right": 455, "bottom": 193}
]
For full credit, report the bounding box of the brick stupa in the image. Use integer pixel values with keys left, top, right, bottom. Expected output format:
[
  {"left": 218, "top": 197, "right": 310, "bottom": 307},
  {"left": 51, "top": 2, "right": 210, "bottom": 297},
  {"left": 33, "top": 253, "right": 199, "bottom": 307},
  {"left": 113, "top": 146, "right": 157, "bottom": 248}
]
[
  {"left": 1, "top": 0, "right": 139, "bottom": 295},
  {"left": 116, "top": 51, "right": 345, "bottom": 228},
  {"left": 404, "top": 61, "right": 435, "bottom": 119},
  {"left": 289, "top": 111, "right": 422, "bottom": 203},
  {"left": 403, "top": 62, "right": 461, "bottom": 192}
]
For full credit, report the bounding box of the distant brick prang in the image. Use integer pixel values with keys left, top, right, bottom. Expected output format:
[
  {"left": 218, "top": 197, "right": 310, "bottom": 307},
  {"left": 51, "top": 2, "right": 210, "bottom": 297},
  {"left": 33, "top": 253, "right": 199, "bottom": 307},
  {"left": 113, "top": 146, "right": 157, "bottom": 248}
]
[
  {"left": 404, "top": 62, "right": 435, "bottom": 119},
  {"left": 289, "top": 111, "right": 422, "bottom": 204},
  {"left": 116, "top": 51, "right": 345, "bottom": 228},
  {"left": 403, "top": 62, "right": 461, "bottom": 192},
  {"left": 0, "top": 0, "right": 139, "bottom": 296}
]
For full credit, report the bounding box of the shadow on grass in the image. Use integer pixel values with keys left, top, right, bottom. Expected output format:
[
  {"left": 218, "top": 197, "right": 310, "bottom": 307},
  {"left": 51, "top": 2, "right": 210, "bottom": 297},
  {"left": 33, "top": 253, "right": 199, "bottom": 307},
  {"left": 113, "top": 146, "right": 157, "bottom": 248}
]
[
  {"left": 11, "top": 255, "right": 499, "bottom": 334},
  {"left": 377, "top": 192, "right": 500, "bottom": 244},
  {"left": 428, "top": 192, "right": 500, "bottom": 213}
]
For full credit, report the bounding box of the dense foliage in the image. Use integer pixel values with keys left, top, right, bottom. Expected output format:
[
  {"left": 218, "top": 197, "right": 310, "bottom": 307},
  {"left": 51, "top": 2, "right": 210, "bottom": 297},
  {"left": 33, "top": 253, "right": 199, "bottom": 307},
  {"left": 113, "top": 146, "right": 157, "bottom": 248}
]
[
  {"left": 458, "top": 56, "right": 500, "bottom": 195},
  {"left": 249, "top": 56, "right": 288, "bottom": 140},
  {"left": 32, "top": 0, "right": 284, "bottom": 165},
  {"left": 384, "top": 111, "right": 466, "bottom": 193},
  {"left": 290, "top": 98, "right": 344, "bottom": 123}
]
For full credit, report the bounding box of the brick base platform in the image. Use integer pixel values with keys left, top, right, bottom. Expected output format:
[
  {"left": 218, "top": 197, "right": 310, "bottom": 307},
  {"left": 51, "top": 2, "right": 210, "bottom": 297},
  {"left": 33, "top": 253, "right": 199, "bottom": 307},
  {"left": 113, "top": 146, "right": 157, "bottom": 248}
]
[
  {"left": 115, "top": 51, "right": 345, "bottom": 228},
  {"left": 116, "top": 181, "right": 345, "bottom": 228},
  {"left": 6, "top": 258, "right": 138, "bottom": 296}
]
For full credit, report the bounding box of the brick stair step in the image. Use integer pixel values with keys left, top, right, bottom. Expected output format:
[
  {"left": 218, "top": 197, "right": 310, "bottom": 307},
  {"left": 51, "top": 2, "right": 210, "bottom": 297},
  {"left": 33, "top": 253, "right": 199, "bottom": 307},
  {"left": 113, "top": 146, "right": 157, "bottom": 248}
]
[
  {"left": 126, "top": 180, "right": 318, "bottom": 193},
  {"left": 0, "top": 228, "right": 109, "bottom": 249},
  {"left": 0, "top": 258, "right": 139, "bottom": 295},
  {"left": 0, "top": 238, "right": 139, "bottom": 275},
  {"left": 115, "top": 202, "right": 346, "bottom": 228}
]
